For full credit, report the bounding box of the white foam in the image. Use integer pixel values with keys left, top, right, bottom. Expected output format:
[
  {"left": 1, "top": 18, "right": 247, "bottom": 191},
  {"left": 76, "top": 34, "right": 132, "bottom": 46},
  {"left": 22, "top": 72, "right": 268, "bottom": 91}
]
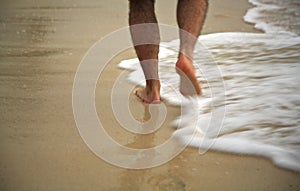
[
  {"left": 118, "top": 0, "right": 300, "bottom": 172},
  {"left": 244, "top": 0, "right": 300, "bottom": 35},
  {"left": 118, "top": 31, "right": 300, "bottom": 172}
]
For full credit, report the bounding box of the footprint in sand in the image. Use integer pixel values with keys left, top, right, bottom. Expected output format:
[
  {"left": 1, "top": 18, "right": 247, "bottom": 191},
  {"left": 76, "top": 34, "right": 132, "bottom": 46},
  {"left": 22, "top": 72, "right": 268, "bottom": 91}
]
[{"left": 147, "top": 174, "right": 186, "bottom": 191}]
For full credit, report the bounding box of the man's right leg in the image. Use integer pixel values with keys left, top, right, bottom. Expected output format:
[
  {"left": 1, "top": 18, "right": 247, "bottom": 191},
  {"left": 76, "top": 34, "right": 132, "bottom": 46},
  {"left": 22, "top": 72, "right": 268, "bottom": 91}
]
[
  {"left": 176, "top": 0, "right": 208, "bottom": 95},
  {"left": 129, "top": 0, "right": 161, "bottom": 104}
]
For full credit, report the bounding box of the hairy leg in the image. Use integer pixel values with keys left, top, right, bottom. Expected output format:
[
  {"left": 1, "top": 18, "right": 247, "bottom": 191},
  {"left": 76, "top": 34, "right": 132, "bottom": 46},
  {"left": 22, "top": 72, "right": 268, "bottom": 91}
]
[
  {"left": 176, "top": 0, "right": 208, "bottom": 95},
  {"left": 129, "top": 0, "right": 160, "bottom": 104}
]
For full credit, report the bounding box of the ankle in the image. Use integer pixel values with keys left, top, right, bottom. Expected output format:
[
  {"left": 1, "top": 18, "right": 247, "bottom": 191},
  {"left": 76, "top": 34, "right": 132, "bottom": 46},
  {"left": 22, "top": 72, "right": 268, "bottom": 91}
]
[
  {"left": 146, "top": 80, "right": 160, "bottom": 90},
  {"left": 176, "top": 54, "right": 195, "bottom": 71},
  {"left": 178, "top": 53, "right": 193, "bottom": 63}
]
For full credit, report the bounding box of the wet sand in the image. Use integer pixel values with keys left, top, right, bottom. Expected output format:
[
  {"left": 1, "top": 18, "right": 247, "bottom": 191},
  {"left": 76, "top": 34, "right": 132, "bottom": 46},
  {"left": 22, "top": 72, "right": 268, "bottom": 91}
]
[{"left": 0, "top": 0, "right": 299, "bottom": 190}]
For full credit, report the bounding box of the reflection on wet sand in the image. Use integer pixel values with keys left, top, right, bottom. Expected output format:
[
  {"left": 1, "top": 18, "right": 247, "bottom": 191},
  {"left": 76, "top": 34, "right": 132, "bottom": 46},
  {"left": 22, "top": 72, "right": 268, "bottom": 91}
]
[{"left": 119, "top": 104, "right": 187, "bottom": 191}]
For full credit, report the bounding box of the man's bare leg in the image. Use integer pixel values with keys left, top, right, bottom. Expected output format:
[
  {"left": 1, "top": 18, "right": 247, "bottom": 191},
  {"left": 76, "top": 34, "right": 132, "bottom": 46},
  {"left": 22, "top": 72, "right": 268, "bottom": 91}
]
[
  {"left": 129, "top": 0, "right": 160, "bottom": 104},
  {"left": 176, "top": 0, "right": 208, "bottom": 95}
]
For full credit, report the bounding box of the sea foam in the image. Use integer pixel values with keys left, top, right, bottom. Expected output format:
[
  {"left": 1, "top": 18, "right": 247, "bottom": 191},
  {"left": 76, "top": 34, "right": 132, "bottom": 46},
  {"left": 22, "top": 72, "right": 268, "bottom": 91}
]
[{"left": 118, "top": 0, "right": 300, "bottom": 172}]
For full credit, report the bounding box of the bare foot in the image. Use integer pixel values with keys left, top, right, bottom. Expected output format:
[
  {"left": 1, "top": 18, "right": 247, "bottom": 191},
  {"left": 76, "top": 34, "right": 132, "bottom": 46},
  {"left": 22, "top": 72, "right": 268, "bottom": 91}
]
[
  {"left": 176, "top": 55, "right": 202, "bottom": 96},
  {"left": 135, "top": 80, "right": 161, "bottom": 104}
]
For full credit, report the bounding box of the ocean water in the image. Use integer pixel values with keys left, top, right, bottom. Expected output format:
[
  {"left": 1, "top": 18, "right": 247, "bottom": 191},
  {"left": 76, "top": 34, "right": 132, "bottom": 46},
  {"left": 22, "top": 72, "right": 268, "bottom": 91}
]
[{"left": 118, "top": 0, "right": 300, "bottom": 172}]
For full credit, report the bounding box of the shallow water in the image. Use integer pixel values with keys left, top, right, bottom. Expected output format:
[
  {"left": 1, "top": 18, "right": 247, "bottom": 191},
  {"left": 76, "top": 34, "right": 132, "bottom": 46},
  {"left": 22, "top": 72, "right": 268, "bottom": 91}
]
[{"left": 119, "top": 0, "right": 300, "bottom": 172}]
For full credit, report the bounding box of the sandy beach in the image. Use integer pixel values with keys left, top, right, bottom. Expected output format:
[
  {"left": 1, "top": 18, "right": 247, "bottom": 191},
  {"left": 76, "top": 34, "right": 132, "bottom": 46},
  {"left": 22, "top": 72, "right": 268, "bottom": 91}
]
[{"left": 0, "top": 0, "right": 299, "bottom": 190}]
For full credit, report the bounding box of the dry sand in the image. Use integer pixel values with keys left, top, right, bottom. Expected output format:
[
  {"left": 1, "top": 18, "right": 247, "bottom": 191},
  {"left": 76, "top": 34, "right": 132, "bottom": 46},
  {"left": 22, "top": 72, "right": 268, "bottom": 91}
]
[{"left": 0, "top": 0, "right": 299, "bottom": 190}]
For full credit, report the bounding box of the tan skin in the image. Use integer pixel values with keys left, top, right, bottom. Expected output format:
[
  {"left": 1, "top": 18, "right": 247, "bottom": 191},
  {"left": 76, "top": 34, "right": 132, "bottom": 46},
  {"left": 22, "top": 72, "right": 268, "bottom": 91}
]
[{"left": 129, "top": 0, "right": 208, "bottom": 103}]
